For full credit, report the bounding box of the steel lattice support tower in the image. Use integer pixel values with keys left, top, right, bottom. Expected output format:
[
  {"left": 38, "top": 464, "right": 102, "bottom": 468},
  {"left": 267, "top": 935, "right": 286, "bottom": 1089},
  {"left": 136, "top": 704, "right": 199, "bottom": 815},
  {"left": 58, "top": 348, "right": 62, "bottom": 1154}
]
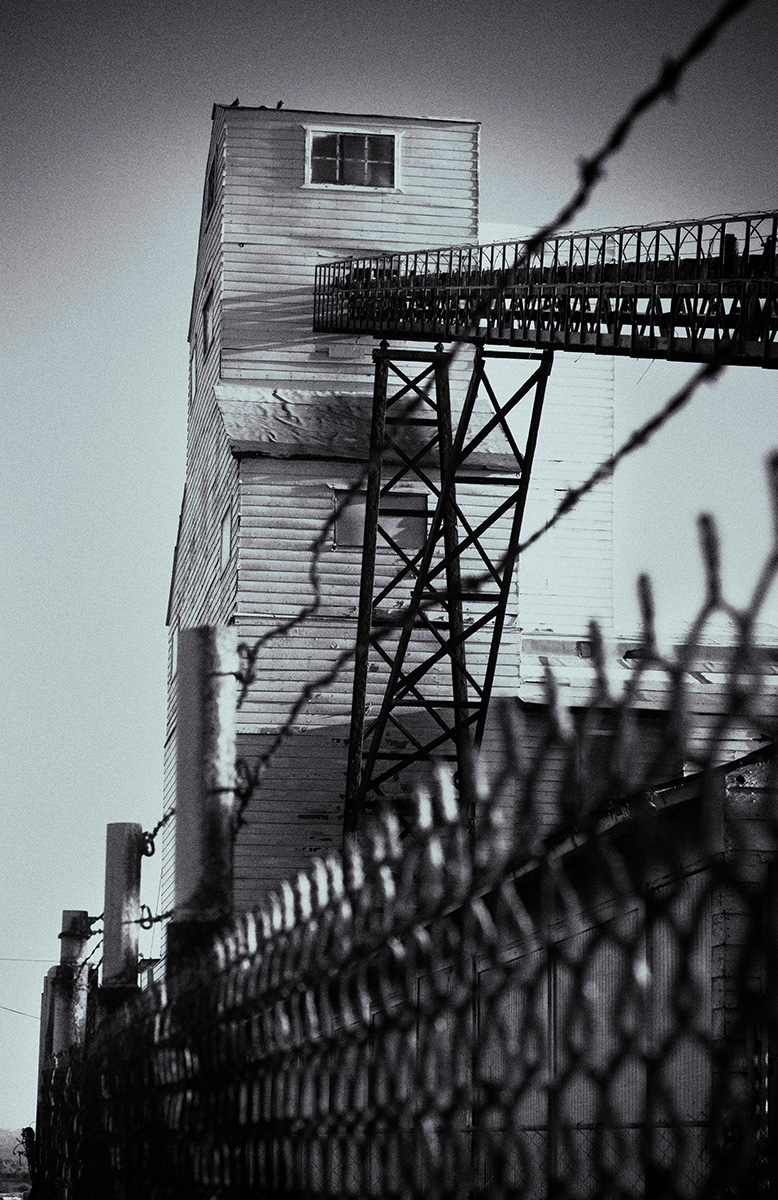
[{"left": 344, "top": 342, "right": 553, "bottom": 834}]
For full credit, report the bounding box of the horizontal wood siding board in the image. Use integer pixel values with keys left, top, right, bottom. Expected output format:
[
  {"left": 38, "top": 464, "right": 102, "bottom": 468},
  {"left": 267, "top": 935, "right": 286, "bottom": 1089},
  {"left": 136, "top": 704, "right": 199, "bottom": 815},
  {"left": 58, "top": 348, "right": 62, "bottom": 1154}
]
[
  {"left": 233, "top": 725, "right": 349, "bottom": 906},
  {"left": 233, "top": 453, "right": 520, "bottom": 743}
]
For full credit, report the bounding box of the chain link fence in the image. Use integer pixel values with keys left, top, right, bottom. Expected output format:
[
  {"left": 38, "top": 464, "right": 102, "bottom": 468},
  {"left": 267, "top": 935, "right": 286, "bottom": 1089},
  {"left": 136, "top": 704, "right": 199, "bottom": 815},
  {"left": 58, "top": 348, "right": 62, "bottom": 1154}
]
[{"left": 34, "top": 500, "right": 778, "bottom": 1196}]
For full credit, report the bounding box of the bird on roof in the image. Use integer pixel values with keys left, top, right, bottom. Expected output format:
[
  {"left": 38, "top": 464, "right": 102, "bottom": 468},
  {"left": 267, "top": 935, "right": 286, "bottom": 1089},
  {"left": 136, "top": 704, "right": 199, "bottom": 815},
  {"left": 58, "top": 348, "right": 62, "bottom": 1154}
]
[
  {"left": 229, "top": 98, "right": 240, "bottom": 107},
  {"left": 276, "top": 100, "right": 283, "bottom": 109}
]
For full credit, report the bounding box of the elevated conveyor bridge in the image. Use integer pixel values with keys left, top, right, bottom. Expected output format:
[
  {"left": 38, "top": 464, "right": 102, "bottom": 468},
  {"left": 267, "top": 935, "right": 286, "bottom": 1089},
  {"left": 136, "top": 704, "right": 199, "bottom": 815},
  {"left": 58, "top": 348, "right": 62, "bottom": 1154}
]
[
  {"left": 315, "top": 210, "right": 778, "bottom": 367},
  {"left": 312, "top": 211, "right": 778, "bottom": 837}
]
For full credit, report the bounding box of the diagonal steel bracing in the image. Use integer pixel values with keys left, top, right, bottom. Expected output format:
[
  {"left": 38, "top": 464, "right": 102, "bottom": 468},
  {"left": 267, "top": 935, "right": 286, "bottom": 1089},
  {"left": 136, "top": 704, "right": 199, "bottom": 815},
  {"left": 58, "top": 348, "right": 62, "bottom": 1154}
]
[{"left": 344, "top": 342, "right": 553, "bottom": 836}]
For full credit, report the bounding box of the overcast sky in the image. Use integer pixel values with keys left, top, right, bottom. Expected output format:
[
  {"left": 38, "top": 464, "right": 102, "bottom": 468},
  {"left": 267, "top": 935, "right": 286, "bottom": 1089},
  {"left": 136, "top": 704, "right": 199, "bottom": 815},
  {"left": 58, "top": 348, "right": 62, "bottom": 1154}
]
[{"left": 1, "top": 0, "right": 776, "bottom": 1129}]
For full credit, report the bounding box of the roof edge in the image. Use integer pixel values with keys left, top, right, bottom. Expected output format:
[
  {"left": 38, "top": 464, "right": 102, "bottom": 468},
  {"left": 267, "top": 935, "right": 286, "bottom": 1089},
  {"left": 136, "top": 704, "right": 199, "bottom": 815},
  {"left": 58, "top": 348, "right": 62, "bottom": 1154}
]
[{"left": 213, "top": 104, "right": 480, "bottom": 126}]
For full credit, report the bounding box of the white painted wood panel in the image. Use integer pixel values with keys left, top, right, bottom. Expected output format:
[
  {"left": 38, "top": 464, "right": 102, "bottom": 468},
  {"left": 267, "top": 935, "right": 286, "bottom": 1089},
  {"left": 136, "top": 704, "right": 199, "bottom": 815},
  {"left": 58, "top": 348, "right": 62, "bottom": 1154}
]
[{"left": 218, "top": 106, "right": 478, "bottom": 389}]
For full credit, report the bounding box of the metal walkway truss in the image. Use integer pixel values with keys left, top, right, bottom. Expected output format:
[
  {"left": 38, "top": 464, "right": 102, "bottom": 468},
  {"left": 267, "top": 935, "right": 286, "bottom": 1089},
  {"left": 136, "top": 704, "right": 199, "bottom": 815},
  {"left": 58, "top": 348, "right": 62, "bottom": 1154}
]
[{"left": 315, "top": 210, "right": 778, "bottom": 367}]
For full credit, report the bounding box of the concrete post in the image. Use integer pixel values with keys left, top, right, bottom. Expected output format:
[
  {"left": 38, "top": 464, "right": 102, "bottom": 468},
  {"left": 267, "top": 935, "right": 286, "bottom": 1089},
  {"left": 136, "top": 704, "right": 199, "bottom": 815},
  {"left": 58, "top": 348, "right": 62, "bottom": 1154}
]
[
  {"left": 51, "top": 910, "right": 93, "bottom": 1054},
  {"left": 102, "top": 822, "right": 142, "bottom": 988},
  {"left": 168, "top": 625, "right": 238, "bottom": 966},
  {"left": 36, "top": 967, "right": 57, "bottom": 1098}
]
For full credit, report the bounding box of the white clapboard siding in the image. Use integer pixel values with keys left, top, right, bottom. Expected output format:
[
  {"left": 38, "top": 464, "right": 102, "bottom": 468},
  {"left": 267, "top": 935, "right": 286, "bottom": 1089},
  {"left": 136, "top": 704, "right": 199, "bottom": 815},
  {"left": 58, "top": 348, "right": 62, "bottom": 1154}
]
[
  {"left": 161, "top": 384, "right": 239, "bottom": 908},
  {"left": 235, "top": 458, "right": 520, "bottom": 695},
  {"left": 232, "top": 729, "right": 348, "bottom": 908},
  {"left": 162, "top": 105, "right": 235, "bottom": 909},
  {"left": 169, "top": 105, "right": 638, "bottom": 909},
  {"left": 517, "top": 354, "right": 615, "bottom": 637},
  {"left": 160, "top": 726, "right": 177, "bottom": 914},
  {"left": 217, "top": 106, "right": 478, "bottom": 387},
  {"left": 231, "top": 451, "right": 522, "bottom": 906}
]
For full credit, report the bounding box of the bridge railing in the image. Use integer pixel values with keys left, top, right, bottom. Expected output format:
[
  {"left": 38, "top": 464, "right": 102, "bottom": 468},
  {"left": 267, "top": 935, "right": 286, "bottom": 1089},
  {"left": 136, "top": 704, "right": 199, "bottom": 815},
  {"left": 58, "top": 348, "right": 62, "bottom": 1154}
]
[{"left": 314, "top": 210, "right": 778, "bottom": 364}]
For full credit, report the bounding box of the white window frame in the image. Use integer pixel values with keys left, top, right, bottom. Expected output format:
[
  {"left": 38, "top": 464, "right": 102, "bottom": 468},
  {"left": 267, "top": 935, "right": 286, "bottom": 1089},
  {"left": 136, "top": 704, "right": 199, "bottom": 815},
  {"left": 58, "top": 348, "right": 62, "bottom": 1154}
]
[
  {"left": 302, "top": 124, "right": 403, "bottom": 192},
  {"left": 333, "top": 488, "right": 427, "bottom": 549}
]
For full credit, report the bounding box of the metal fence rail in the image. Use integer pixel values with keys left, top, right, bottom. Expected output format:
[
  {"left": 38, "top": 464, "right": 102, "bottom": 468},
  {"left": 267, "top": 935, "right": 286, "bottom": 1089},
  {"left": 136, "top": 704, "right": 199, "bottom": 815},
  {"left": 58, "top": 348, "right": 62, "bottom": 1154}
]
[{"left": 313, "top": 210, "right": 778, "bottom": 366}]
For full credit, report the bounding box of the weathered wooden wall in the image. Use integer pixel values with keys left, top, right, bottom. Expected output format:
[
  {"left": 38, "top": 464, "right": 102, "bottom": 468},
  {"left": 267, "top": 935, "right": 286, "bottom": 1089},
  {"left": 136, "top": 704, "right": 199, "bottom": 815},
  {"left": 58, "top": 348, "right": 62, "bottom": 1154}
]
[
  {"left": 517, "top": 352, "right": 615, "bottom": 638},
  {"left": 164, "top": 106, "right": 484, "bottom": 910},
  {"left": 218, "top": 108, "right": 479, "bottom": 385},
  {"left": 230, "top": 451, "right": 522, "bottom": 903}
]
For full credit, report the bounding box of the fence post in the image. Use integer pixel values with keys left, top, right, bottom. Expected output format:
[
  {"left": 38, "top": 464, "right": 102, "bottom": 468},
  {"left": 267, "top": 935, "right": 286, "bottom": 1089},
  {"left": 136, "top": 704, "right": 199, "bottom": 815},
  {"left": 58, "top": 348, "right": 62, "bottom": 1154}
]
[
  {"left": 36, "top": 967, "right": 57, "bottom": 1101},
  {"left": 51, "top": 910, "right": 93, "bottom": 1054},
  {"left": 167, "top": 625, "right": 238, "bottom": 967},
  {"left": 101, "top": 822, "right": 143, "bottom": 994}
]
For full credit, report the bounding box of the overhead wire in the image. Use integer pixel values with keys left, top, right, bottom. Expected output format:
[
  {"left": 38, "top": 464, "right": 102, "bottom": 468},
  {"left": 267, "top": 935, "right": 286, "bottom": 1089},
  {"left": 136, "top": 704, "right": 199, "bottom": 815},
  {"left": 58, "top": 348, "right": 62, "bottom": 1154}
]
[
  {"left": 0, "top": 957, "right": 55, "bottom": 964},
  {"left": 0, "top": 1003, "right": 40, "bottom": 1021}
]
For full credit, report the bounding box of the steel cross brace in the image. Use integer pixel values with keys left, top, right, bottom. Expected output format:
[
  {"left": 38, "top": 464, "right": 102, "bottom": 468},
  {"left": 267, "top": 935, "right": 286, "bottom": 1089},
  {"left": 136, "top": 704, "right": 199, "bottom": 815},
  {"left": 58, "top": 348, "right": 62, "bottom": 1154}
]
[{"left": 344, "top": 342, "right": 554, "bottom": 838}]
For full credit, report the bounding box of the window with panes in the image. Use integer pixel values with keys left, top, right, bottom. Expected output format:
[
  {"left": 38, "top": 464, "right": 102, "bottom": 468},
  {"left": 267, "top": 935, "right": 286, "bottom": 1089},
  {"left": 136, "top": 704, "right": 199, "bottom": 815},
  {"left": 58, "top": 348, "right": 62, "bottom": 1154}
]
[
  {"left": 335, "top": 491, "right": 426, "bottom": 549},
  {"left": 310, "top": 133, "right": 395, "bottom": 188}
]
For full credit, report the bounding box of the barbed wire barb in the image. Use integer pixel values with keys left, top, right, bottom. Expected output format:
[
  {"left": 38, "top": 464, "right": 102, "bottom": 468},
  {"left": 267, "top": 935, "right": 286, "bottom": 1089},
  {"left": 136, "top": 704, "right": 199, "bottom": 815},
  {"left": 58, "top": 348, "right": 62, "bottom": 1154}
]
[{"left": 141, "top": 808, "right": 175, "bottom": 857}]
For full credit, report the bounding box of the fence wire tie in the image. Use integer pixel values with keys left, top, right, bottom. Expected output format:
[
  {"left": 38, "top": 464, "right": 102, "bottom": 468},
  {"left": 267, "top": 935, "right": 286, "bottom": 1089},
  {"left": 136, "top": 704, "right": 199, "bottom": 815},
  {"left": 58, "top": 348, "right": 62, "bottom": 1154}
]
[
  {"left": 141, "top": 808, "right": 175, "bottom": 857},
  {"left": 135, "top": 905, "right": 174, "bottom": 929}
]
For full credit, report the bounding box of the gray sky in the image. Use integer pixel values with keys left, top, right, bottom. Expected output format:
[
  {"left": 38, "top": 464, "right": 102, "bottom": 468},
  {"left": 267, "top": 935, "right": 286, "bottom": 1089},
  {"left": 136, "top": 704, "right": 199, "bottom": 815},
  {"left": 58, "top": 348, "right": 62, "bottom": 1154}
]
[{"left": 1, "top": 0, "right": 777, "bottom": 1128}]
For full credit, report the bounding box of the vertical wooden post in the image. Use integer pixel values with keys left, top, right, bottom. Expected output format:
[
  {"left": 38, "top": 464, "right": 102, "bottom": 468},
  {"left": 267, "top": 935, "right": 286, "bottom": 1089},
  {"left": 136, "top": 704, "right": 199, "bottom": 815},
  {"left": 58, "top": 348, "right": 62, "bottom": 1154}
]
[
  {"left": 168, "top": 625, "right": 238, "bottom": 965},
  {"left": 102, "top": 822, "right": 142, "bottom": 989},
  {"left": 51, "top": 910, "right": 93, "bottom": 1054},
  {"left": 36, "top": 967, "right": 57, "bottom": 1099}
]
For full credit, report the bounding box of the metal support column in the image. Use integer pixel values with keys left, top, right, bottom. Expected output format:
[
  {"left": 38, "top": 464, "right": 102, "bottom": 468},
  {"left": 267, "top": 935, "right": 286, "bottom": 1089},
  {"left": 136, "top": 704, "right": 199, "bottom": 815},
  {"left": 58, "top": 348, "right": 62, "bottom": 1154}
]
[
  {"left": 433, "top": 350, "right": 476, "bottom": 811},
  {"left": 344, "top": 344, "right": 554, "bottom": 838},
  {"left": 344, "top": 345, "right": 391, "bottom": 834}
]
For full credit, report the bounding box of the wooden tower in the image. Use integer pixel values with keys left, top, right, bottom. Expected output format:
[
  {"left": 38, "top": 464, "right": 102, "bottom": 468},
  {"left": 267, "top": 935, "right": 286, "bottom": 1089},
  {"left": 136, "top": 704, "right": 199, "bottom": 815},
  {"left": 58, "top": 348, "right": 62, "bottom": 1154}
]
[{"left": 163, "top": 104, "right": 617, "bottom": 909}]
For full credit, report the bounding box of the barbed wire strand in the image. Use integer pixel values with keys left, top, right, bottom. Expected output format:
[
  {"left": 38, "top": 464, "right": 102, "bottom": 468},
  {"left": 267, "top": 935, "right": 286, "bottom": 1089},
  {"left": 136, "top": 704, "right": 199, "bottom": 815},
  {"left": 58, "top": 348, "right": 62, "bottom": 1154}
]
[
  {"left": 234, "top": 354, "right": 731, "bottom": 825},
  {"left": 515, "top": 359, "right": 725, "bottom": 556},
  {"left": 148, "top": 847, "right": 165, "bottom": 957},
  {"left": 225, "top": 0, "right": 759, "bottom": 827},
  {"left": 142, "top": 807, "right": 175, "bottom": 857},
  {"left": 0, "top": 958, "right": 57, "bottom": 964},
  {"left": 232, "top": 0, "right": 753, "bottom": 712},
  {"left": 501, "top": 0, "right": 754, "bottom": 272},
  {"left": 133, "top": 906, "right": 176, "bottom": 930},
  {"left": 82, "top": 937, "right": 104, "bottom": 967}
]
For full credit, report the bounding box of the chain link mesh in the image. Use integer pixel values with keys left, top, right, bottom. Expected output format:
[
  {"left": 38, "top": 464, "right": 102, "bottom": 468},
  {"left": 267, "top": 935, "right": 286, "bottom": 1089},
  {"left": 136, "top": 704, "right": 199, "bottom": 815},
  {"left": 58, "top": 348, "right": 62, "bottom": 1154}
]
[{"left": 36, "top": 569, "right": 778, "bottom": 1196}]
